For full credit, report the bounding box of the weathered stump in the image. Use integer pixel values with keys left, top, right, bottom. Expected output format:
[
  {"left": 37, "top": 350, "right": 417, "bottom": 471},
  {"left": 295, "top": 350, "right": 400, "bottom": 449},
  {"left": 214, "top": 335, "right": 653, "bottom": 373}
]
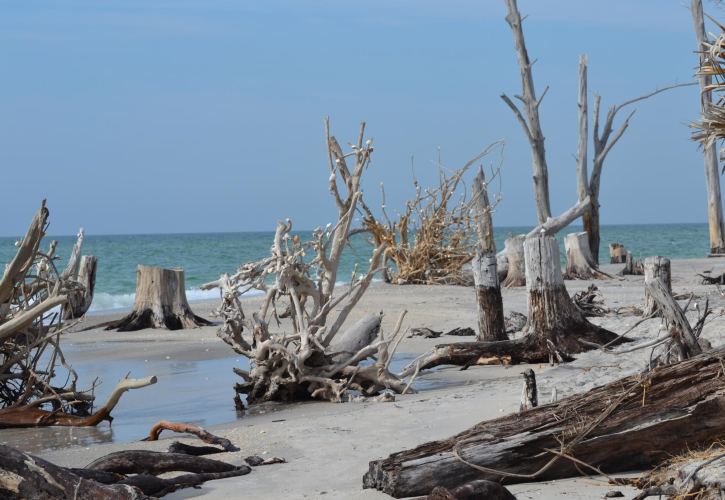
[
  {"left": 564, "top": 232, "right": 610, "bottom": 280},
  {"left": 472, "top": 250, "right": 506, "bottom": 341},
  {"left": 619, "top": 251, "right": 644, "bottom": 276},
  {"left": 609, "top": 242, "right": 627, "bottom": 264},
  {"left": 501, "top": 235, "right": 525, "bottom": 287},
  {"left": 495, "top": 251, "right": 509, "bottom": 282},
  {"left": 63, "top": 255, "right": 97, "bottom": 319},
  {"left": 105, "top": 265, "right": 212, "bottom": 331},
  {"left": 519, "top": 368, "right": 537, "bottom": 411},
  {"left": 643, "top": 256, "right": 671, "bottom": 317}
]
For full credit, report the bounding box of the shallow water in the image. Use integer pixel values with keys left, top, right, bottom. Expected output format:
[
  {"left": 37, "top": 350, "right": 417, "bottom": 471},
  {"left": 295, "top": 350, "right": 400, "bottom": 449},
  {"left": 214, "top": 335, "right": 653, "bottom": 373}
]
[{"left": 0, "top": 346, "right": 451, "bottom": 454}]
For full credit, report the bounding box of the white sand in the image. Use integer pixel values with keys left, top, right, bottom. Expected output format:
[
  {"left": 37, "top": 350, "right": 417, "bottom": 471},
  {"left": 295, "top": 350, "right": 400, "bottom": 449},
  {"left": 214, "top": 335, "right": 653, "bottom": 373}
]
[{"left": 33, "top": 258, "right": 725, "bottom": 499}]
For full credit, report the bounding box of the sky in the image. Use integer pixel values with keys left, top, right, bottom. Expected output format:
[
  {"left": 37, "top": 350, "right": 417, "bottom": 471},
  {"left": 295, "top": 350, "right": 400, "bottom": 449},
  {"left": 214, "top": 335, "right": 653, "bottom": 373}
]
[{"left": 0, "top": 0, "right": 720, "bottom": 236}]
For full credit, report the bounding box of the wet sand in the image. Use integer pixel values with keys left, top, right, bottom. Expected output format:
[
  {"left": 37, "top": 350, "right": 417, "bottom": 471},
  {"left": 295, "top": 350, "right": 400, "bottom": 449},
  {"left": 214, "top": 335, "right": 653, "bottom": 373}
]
[{"left": 20, "top": 258, "right": 725, "bottom": 499}]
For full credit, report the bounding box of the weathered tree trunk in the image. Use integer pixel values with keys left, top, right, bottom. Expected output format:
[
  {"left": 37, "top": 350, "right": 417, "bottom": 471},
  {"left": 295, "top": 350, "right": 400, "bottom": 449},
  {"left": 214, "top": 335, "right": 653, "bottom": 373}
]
[
  {"left": 496, "top": 250, "right": 508, "bottom": 282},
  {"left": 63, "top": 254, "right": 97, "bottom": 319},
  {"left": 564, "top": 232, "right": 610, "bottom": 280},
  {"left": 472, "top": 251, "right": 506, "bottom": 342},
  {"left": 501, "top": 235, "right": 525, "bottom": 287},
  {"left": 609, "top": 243, "right": 627, "bottom": 264},
  {"left": 331, "top": 313, "right": 382, "bottom": 363},
  {"left": 619, "top": 251, "right": 644, "bottom": 276},
  {"left": 643, "top": 256, "right": 671, "bottom": 317},
  {"left": 519, "top": 368, "right": 537, "bottom": 411},
  {"left": 414, "top": 235, "right": 622, "bottom": 369},
  {"left": 364, "top": 346, "right": 725, "bottom": 498},
  {"left": 645, "top": 276, "right": 701, "bottom": 360},
  {"left": 105, "top": 265, "right": 212, "bottom": 331},
  {"left": 692, "top": 0, "right": 725, "bottom": 256}
]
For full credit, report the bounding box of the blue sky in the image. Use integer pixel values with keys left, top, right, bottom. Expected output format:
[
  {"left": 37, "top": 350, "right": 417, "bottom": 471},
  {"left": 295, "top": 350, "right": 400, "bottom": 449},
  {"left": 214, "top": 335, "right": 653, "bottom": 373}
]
[{"left": 0, "top": 1, "right": 717, "bottom": 235}]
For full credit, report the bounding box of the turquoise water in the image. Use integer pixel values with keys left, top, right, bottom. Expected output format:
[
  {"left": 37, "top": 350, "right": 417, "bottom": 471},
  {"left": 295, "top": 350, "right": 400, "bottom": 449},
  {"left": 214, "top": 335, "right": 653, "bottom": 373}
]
[{"left": 0, "top": 223, "right": 710, "bottom": 312}]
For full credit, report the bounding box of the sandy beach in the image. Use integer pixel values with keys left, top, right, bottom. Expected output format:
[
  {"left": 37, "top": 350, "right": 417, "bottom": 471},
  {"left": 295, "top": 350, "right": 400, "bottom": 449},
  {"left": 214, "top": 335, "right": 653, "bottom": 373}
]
[{"left": 20, "top": 258, "right": 725, "bottom": 499}]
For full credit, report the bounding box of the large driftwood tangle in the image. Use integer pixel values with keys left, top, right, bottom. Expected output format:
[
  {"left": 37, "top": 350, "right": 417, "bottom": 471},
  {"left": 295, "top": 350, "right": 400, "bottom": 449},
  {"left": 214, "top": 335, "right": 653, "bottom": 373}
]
[
  {"left": 414, "top": 235, "right": 622, "bottom": 370},
  {"left": 202, "top": 119, "right": 422, "bottom": 405},
  {"left": 105, "top": 265, "right": 212, "bottom": 331},
  {"left": 642, "top": 256, "right": 671, "bottom": 317},
  {"left": 689, "top": 0, "right": 725, "bottom": 255},
  {"left": 364, "top": 346, "right": 725, "bottom": 498},
  {"left": 563, "top": 232, "right": 610, "bottom": 280},
  {"left": 360, "top": 141, "right": 504, "bottom": 285}
]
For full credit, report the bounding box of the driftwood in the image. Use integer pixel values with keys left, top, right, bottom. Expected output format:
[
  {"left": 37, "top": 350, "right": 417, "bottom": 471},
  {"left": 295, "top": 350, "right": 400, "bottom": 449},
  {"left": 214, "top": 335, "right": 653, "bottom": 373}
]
[
  {"left": 409, "top": 327, "right": 475, "bottom": 339},
  {"left": 63, "top": 254, "right": 98, "bottom": 319},
  {"left": 202, "top": 119, "right": 421, "bottom": 405},
  {"left": 619, "top": 252, "right": 644, "bottom": 276},
  {"left": 643, "top": 256, "right": 671, "bottom": 317},
  {"left": 104, "top": 265, "right": 212, "bottom": 331},
  {"left": 572, "top": 284, "right": 611, "bottom": 317},
  {"left": 564, "top": 232, "right": 611, "bottom": 280},
  {"left": 412, "top": 481, "right": 516, "bottom": 500},
  {"left": 364, "top": 346, "right": 725, "bottom": 498},
  {"left": 144, "top": 421, "right": 240, "bottom": 452},
  {"left": 331, "top": 314, "right": 382, "bottom": 363},
  {"left": 609, "top": 243, "right": 627, "bottom": 264},
  {"left": 698, "top": 271, "right": 725, "bottom": 284},
  {"left": 518, "top": 368, "right": 537, "bottom": 411}
]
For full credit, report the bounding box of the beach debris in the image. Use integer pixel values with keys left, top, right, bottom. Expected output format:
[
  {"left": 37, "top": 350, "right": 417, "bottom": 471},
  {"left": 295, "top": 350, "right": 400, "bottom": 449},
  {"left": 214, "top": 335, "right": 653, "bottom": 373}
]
[
  {"left": 643, "top": 257, "right": 671, "bottom": 318},
  {"left": 618, "top": 252, "right": 644, "bottom": 276},
  {"left": 201, "top": 119, "right": 421, "bottom": 405},
  {"left": 245, "top": 456, "right": 286, "bottom": 466},
  {"left": 409, "top": 327, "right": 443, "bottom": 339},
  {"left": 604, "top": 492, "right": 624, "bottom": 498},
  {"left": 564, "top": 232, "right": 614, "bottom": 280},
  {"left": 609, "top": 243, "right": 627, "bottom": 264},
  {"left": 411, "top": 480, "right": 516, "bottom": 500},
  {"left": 518, "top": 368, "right": 537, "bottom": 411},
  {"left": 698, "top": 270, "right": 725, "bottom": 285},
  {"left": 143, "top": 421, "right": 239, "bottom": 452},
  {"left": 571, "top": 284, "right": 611, "bottom": 317},
  {"left": 102, "top": 265, "right": 213, "bottom": 331},
  {"left": 357, "top": 141, "right": 504, "bottom": 286},
  {"left": 364, "top": 345, "right": 725, "bottom": 496}
]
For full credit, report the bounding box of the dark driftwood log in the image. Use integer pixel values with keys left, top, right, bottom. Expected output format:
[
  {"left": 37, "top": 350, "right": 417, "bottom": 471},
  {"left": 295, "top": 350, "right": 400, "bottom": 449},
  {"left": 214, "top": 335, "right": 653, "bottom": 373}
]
[
  {"left": 413, "top": 481, "right": 516, "bottom": 500},
  {"left": 472, "top": 250, "right": 506, "bottom": 341},
  {"left": 643, "top": 256, "right": 671, "bottom": 317},
  {"left": 364, "top": 346, "right": 725, "bottom": 498},
  {"left": 104, "top": 265, "right": 212, "bottom": 331},
  {"left": 420, "top": 235, "right": 623, "bottom": 369},
  {"left": 144, "top": 421, "right": 240, "bottom": 452},
  {"left": 0, "top": 444, "right": 147, "bottom": 499},
  {"left": 120, "top": 469, "right": 251, "bottom": 497},
  {"left": 86, "top": 450, "right": 238, "bottom": 475}
]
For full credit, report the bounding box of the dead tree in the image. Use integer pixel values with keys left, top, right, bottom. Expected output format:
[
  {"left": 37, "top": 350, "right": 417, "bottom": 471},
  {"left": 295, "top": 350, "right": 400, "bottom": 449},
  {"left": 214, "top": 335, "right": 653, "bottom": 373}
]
[
  {"left": 609, "top": 243, "right": 628, "bottom": 264},
  {"left": 619, "top": 251, "right": 644, "bottom": 276},
  {"left": 690, "top": 0, "right": 725, "bottom": 255},
  {"left": 472, "top": 165, "right": 506, "bottom": 341},
  {"left": 563, "top": 232, "right": 610, "bottom": 280},
  {"left": 364, "top": 345, "right": 725, "bottom": 498},
  {"left": 104, "top": 265, "right": 212, "bottom": 331},
  {"left": 201, "top": 119, "right": 422, "bottom": 405},
  {"left": 410, "top": 234, "right": 623, "bottom": 370},
  {"left": 360, "top": 142, "right": 504, "bottom": 285},
  {"left": 0, "top": 202, "right": 153, "bottom": 428},
  {"left": 519, "top": 368, "right": 537, "bottom": 411},
  {"left": 643, "top": 256, "right": 671, "bottom": 317}
]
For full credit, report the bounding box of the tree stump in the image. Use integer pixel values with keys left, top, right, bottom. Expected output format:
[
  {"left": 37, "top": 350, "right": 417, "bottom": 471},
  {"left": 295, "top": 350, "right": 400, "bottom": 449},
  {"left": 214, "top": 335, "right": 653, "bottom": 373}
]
[
  {"left": 609, "top": 242, "right": 627, "bottom": 264},
  {"left": 643, "top": 256, "right": 671, "bottom": 317},
  {"left": 519, "top": 368, "right": 537, "bottom": 411},
  {"left": 564, "top": 232, "right": 610, "bottom": 280},
  {"left": 105, "top": 265, "right": 212, "bottom": 331},
  {"left": 63, "top": 255, "right": 97, "bottom": 319},
  {"left": 495, "top": 251, "right": 509, "bottom": 282},
  {"left": 618, "top": 251, "right": 644, "bottom": 276},
  {"left": 501, "top": 235, "right": 525, "bottom": 287},
  {"left": 472, "top": 250, "right": 506, "bottom": 341}
]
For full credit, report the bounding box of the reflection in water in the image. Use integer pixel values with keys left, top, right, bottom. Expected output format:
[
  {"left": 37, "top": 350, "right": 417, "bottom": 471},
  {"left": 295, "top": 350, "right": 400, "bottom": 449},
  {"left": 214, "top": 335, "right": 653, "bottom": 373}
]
[{"left": 0, "top": 346, "right": 449, "bottom": 454}]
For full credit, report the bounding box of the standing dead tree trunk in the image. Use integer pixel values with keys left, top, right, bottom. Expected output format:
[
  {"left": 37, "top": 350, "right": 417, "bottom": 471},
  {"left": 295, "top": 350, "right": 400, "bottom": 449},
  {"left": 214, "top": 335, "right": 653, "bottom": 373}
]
[
  {"left": 472, "top": 166, "right": 506, "bottom": 341},
  {"left": 518, "top": 368, "right": 537, "bottom": 411},
  {"left": 609, "top": 242, "right": 627, "bottom": 263},
  {"left": 619, "top": 251, "right": 644, "bottom": 276},
  {"left": 563, "top": 232, "right": 611, "bottom": 280},
  {"left": 104, "top": 265, "right": 212, "bottom": 331},
  {"left": 691, "top": 0, "right": 725, "bottom": 256},
  {"left": 643, "top": 256, "right": 671, "bottom": 317},
  {"left": 364, "top": 345, "right": 725, "bottom": 498},
  {"left": 63, "top": 255, "right": 97, "bottom": 319},
  {"left": 500, "top": 234, "right": 525, "bottom": 288},
  {"left": 501, "top": 0, "right": 551, "bottom": 224}
]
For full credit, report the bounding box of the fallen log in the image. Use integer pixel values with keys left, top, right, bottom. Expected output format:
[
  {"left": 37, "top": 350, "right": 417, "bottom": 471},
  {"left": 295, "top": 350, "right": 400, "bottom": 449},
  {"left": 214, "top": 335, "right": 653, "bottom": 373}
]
[
  {"left": 413, "top": 481, "right": 516, "bottom": 500},
  {"left": 364, "top": 346, "right": 725, "bottom": 498},
  {"left": 86, "top": 450, "right": 238, "bottom": 475}
]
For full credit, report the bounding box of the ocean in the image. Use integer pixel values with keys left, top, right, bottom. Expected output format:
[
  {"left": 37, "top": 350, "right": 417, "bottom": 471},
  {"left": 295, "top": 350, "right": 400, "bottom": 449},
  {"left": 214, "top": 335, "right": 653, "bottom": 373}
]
[{"left": 0, "top": 223, "right": 712, "bottom": 314}]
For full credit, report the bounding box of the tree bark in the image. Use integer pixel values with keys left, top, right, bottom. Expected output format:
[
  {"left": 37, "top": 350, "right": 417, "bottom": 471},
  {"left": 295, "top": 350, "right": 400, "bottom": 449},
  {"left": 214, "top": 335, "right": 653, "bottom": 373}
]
[
  {"left": 609, "top": 243, "right": 627, "bottom": 264},
  {"left": 692, "top": 0, "right": 725, "bottom": 255},
  {"left": 364, "top": 346, "right": 725, "bottom": 498},
  {"left": 643, "top": 256, "right": 671, "bottom": 317},
  {"left": 63, "top": 254, "right": 97, "bottom": 319},
  {"left": 501, "top": 235, "right": 525, "bottom": 287},
  {"left": 472, "top": 250, "right": 506, "bottom": 341},
  {"left": 104, "top": 265, "right": 212, "bottom": 331},
  {"left": 564, "top": 232, "right": 610, "bottom": 280}
]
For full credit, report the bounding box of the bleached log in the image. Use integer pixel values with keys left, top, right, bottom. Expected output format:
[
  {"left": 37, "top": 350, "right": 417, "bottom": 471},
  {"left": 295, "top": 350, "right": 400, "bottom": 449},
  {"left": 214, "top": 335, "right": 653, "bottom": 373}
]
[
  {"left": 564, "top": 232, "right": 610, "bottom": 280},
  {"left": 643, "top": 256, "right": 671, "bottom": 317},
  {"left": 473, "top": 250, "right": 506, "bottom": 341},
  {"left": 105, "top": 265, "right": 212, "bottom": 331},
  {"left": 63, "top": 255, "right": 97, "bottom": 319},
  {"left": 525, "top": 196, "right": 591, "bottom": 239},
  {"left": 501, "top": 235, "right": 525, "bottom": 287},
  {"left": 331, "top": 313, "right": 382, "bottom": 363}
]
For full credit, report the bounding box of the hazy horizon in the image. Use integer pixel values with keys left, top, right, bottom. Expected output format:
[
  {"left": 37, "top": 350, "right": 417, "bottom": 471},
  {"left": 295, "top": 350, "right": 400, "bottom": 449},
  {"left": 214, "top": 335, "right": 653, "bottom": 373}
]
[{"left": 1, "top": 0, "right": 720, "bottom": 236}]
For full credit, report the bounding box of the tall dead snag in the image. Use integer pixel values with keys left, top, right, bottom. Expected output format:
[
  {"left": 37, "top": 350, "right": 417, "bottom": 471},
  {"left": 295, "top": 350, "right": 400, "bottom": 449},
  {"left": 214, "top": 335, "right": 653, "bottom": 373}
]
[
  {"left": 202, "top": 119, "right": 421, "bottom": 405},
  {"left": 501, "top": 0, "right": 551, "bottom": 224},
  {"left": 472, "top": 165, "right": 506, "bottom": 341},
  {"left": 105, "top": 265, "right": 212, "bottom": 331},
  {"left": 0, "top": 202, "right": 152, "bottom": 428},
  {"left": 412, "top": 234, "right": 622, "bottom": 370},
  {"left": 690, "top": 0, "right": 725, "bottom": 256},
  {"left": 643, "top": 256, "right": 671, "bottom": 317},
  {"left": 360, "top": 142, "right": 504, "bottom": 285},
  {"left": 364, "top": 347, "right": 725, "bottom": 497},
  {"left": 563, "top": 232, "right": 610, "bottom": 280}
]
